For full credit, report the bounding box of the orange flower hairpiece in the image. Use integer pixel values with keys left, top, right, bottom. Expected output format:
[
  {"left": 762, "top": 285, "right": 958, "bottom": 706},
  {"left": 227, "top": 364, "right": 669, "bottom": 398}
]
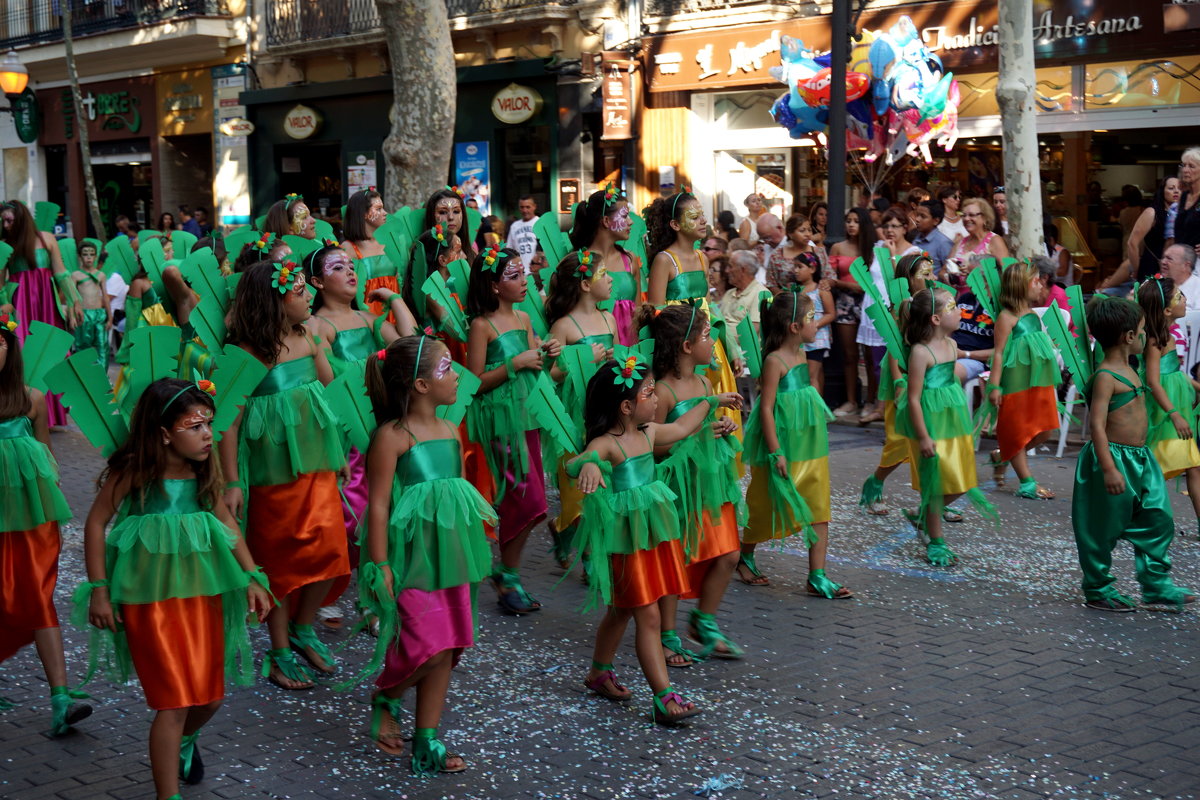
[
  {"left": 612, "top": 355, "right": 645, "bottom": 388},
  {"left": 0, "top": 312, "right": 17, "bottom": 333},
  {"left": 272, "top": 261, "right": 299, "bottom": 294},
  {"left": 443, "top": 185, "right": 465, "bottom": 199},
  {"left": 196, "top": 379, "right": 217, "bottom": 397},
  {"left": 481, "top": 241, "right": 506, "bottom": 272},
  {"left": 576, "top": 249, "right": 596, "bottom": 279}
]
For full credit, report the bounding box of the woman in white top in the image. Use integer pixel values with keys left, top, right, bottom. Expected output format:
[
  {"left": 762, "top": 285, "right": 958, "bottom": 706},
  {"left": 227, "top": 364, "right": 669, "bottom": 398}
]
[
  {"left": 857, "top": 207, "right": 919, "bottom": 423},
  {"left": 935, "top": 185, "right": 967, "bottom": 246},
  {"left": 737, "top": 192, "right": 767, "bottom": 243}
]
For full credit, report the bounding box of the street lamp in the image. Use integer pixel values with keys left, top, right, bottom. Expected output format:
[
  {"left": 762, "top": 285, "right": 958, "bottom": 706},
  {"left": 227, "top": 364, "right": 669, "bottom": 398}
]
[{"left": 0, "top": 50, "right": 29, "bottom": 108}]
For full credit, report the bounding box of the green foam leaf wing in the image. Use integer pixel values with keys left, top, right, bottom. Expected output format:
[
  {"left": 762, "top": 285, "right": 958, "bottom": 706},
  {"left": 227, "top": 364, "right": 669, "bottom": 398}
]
[
  {"left": 221, "top": 226, "right": 257, "bottom": 260},
  {"left": 421, "top": 271, "right": 467, "bottom": 340},
  {"left": 210, "top": 346, "right": 269, "bottom": 441},
  {"left": 324, "top": 360, "right": 375, "bottom": 452},
  {"left": 391, "top": 207, "right": 425, "bottom": 242},
  {"left": 0, "top": 279, "right": 17, "bottom": 307},
  {"left": 466, "top": 207, "right": 482, "bottom": 246},
  {"left": 864, "top": 302, "right": 907, "bottom": 370},
  {"left": 180, "top": 248, "right": 228, "bottom": 312},
  {"left": 849, "top": 257, "right": 886, "bottom": 309},
  {"left": 34, "top": 202, "right": 60, "bottom": 233},
  {"left": 123, "top": 326, "right": 182, "bottom": 413},
  {"left": 436, "top": 362, "right": 481, "bottom": 427},
  {"left": 626, "top": 213, "right": 649, "bottom": 290},
  {"left": 534, "top": 214, "right": 569, "bottom": 269},
  {"left": 189, "top": 292, "right": 228, "bottom": 354},
  {"left": 314, "top": 219, "right": 336, "bottom": 242},
  {"left": 528, "top": 372, "right": 580, "bottom": 455},
  {"left": 171, "top": 230, "right": 198, "bottom": 256},
  {"left": 738, "top": 314, "right": 763, "bottom": 378},
  {"left": 282, "top": 235, "right": 321, "bottom": 263},
  {"left": 0, "top": 242, "right": 13, "bottom": 275},
  {"left": 45, "top": 351, "right": 127, "bottom": 456},
  {"left": 104, "top": 236, "right": 139, "bottom": 284},
  {"left": 22, "top": 321, "right": 74, "bottom": 392},
  {"left": 445, "top": 258, "right": 471, "bottom": 298},
  {"left": 58, "top": 237, "right": 79, "bottom": 274}
]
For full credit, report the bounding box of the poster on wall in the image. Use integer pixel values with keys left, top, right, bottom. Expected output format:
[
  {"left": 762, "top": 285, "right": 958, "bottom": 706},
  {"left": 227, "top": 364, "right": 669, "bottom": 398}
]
[
  {"left": 454, "top": 142, "right": 491, "bottom": 214},
  {"left": 347, "top": 151, "right": 377, "bottom": 197}
]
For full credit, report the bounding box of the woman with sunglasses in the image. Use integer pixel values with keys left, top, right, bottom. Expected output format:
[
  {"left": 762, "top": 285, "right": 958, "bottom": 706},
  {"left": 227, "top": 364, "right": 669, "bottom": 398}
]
[
  {"left": 948, "top": 199, "right": 1010, "bottom": 287},
  {"left": 935, "top": 186, "right": 967, "bottom": 246}
]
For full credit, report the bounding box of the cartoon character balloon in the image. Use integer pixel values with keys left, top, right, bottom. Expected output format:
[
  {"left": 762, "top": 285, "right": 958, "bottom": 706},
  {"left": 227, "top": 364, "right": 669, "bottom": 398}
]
[{"left": 868, "top": 16, "right": 954, "bottom": 122}]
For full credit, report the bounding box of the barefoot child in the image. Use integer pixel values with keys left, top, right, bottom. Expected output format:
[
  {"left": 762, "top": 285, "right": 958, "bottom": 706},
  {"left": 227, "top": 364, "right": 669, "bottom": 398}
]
[
  {"left": 1072, "top": 297, "right": 1195, "bottom": 611},
  {"left": 0, "top": 311, "right": 92, "bottom": 734},
  {"left": 355, "top": 335, "right": 494, "bottom": 773},
  {"left": 80, "top": 378, "right": 272, "bottom": 800},
  {"left": 570, "top": 356, "right": 715, "bottom": 724},
  {"left": 71, "top": 240, "right": 112, "bottom": 367}
]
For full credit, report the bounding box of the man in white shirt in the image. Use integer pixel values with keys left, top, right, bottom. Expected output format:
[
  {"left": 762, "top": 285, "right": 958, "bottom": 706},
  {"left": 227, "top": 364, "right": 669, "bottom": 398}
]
[
  {"left": 1164, "top": 243, "right": 1200, "bottom": 311},
  {"left": 506, "top": 196, "right": 540, "bottom": 273},
  {"left": 753, "top": 213, "right": 784, "bottom": 286},
  {"left": 719, "top": 251, "right": 768, "bottom": 364}
]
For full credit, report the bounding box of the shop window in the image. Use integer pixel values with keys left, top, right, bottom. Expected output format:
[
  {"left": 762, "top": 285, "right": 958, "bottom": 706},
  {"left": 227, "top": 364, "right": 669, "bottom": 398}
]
[
  {"left": 496, "top": 125, "right": 551, "bottom": 219},
  {"left": 954, "top": 67, "right": 1074, "bottom": 117},
  {"left": 1085, "top": 57, "right": 1200, "bottom": 110},
  {"left": 713, "top": 90, "right": 778, "bottom": 131}
]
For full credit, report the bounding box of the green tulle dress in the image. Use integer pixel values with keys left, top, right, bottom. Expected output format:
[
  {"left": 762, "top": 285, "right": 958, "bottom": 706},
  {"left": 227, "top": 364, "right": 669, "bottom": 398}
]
[
  {"left": 1146, "top": 347, "right": 1200, "bottom": 478},
  {"left": 318, "top": 313, "right": 386, "bottom": 377},
  {"left": 344, "top": 434, "right": 496, "bottom": 687},
  {"left": 0, "top": 416, "right": 72, "bottom": 532},
  {"left": 657, "top": 389, "right": 744, "bottom": 558},
  {"left": 465, "top": 325, "right": 540, "bottom": 492},
  {"left": 71, "top": 479, "right": 257, "bottom": 687},
  {"left": 998, "top": 312, "right": 1060, "bottom": 394},
  {"left": 238, "top": 355, "right": 346, "bottom": 487}
]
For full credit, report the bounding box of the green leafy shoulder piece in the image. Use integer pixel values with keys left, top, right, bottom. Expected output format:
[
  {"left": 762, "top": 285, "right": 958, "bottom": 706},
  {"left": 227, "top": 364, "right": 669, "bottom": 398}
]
[
  {"left": 539, "top": 265, "right": 556, "bottom": 294},
  {"left": 527, "top": 371, "right": 580, "bottom": 455},
  {"left": 171, "top": 230, "right": 198, "bottom": 256},
  {"left": 1043, "top": 286, "right": 1093, "bottom": 396},
  {"left": 104, "top": 236, "right": 139, "bottom": 284},
  {"left": 323, "top": 359, "right": 375, "bottom": 452},
  {"left": 23, "top": 321, "right": 74, "bottom": 392},
  {"left": 445, "top": 258, "right": 471, "bottom": 298},
  {"left": 189, "top": 292, "right": 228, "bottom": 354},
  {"left": 966, "top": 257, "right": 1001, "bottom": 318},
  {"left": 122, "top": 327, "right": 183, "bottom": 415},
  {"left": 626, "top": 212, "right": 649, "bottom": 290},
  {"left": 421, "top": 271, "right": 467, "bottom": 341},
  {"left": 614, "top": 338, "right": 653, "bottom": 363},
  {"left": 58, "top": 237, "right": 79, "bottom": 275},
  {"left": 314, "top": 219, "right": 336, "bottom": 242},
  {"left": 138, "top": 237, "right": 168, "bottom": 294},
  {"left": 34, "top": 202, "right": 60, "bottom": 233},
  {"left": 466, "top": 207, "right": 482, "bottom": 245},
  {"left": 849, "top": 257, "right": 886, "bottom": 309},
  {"left": 373, "top": 218, "right": 412, "bottom": 277},
  {"left": 282, "top": 235, "right": 321, "bottom": 262},
  {"left": 738, "top": 313, "right": 763, "bottom": 378},
  {"left": 517, "top": 289, "right": 549, "bottom": 340},
  {"left": 436, "top": 362, "right": 481, "bottom": 427},
  {"left": 222, "top": 226, "right": 258, "bottom": 261},
  {"left": 0, "top": 279, "right": 17, "bottom": 307},
  {"left": 210, "top": 346, "right": 270, "bottom": 441},
  {"left": 137, "top": 229, "right": 163, "bottom": 245},
  {"left": 180, "top": 247, "right": 229, "bottom": 312},
  {"left": 873, "top": 246, "right": 896, "bottom": 284},
  {"left": 534, "top": 215, "right": 570, "bottom": 269},
  {"left": 885, "top": 276, "right": 909, "bottom": 308},
  {"left": 391, "top": 206, "right": 425, "bottom": 242},
  {"left": 45, "top": 351, "right": 127, "bottom": 456},
  {"left": 0, "top": 242, "right": 13, "bottom": 275},
  {"left": 864, "top": 302, "right": 907, "bottom": 371}
]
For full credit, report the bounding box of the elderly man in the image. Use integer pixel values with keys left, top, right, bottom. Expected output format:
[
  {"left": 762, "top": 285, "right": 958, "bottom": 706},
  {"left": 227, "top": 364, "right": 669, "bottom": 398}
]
[
  {"left": 1163, "top": 243, "right": 1200, "bottom": 311},
  {"left": 719, "top": 250, "right": 768, "bottom": 364},
  {"left": 754, "top": 213, "right": 784, "bottom": 284}
]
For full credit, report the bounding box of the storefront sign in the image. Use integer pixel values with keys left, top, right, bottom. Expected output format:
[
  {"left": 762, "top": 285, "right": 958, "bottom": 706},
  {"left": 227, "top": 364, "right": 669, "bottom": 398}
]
[
  {"left": 38, "top": 77, "right": 156, "bottom": 145},
  {"left": 559, "top": 178, "right": 580, "bottom": 216},
  {"left": 454, "top": 142, "right": 491, "bottom": 214},
  {"left": 601, "top": 56, "right": 635, "bottom": 140},
  {"left": 491, "top": 83, "right": 542, "bottom": 124},
  {"left": 157, "top": 69, "right": 213, "bottom": 137},
  {"left": 643, "top": 0, "right": 1200, "bottom": 91},
  {"left": 283, "top": 104, "right": 322, "bottom": 139},
  {"left": 219, "top": 117, "right": 254, "bottom": 136},
  {"left": 11, "top": 88, "right": 38, "bottom": 144},
  {"left": 348, "top": 151, "right": 378, "bottom": 198}
]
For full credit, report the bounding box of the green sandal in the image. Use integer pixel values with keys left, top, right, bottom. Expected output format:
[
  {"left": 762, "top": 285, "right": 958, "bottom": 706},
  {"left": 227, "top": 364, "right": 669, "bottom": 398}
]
[
  {"left": 179, "top": 730, "right": 204, "bottom": 785},
  {"left": 548, "top": 520, "right": 574, "bottom": 569},
  {"left": 687, "top": 609, "right": 743, "bottom": 659},
  {"left": 289, "top": 623, "right": 338, "bottom": 673},
  {"left": 491, "top": 566, "right": 541, "bottom": 615},
  {"left": 1, "top": 696, "right": 16, "bottom": 711},
  {"left": 411, "top": 727, "right": 467, "bottom": 775},
  {"left": 805, "top": 569, "right": 854, "bottom": 599},
  {"left": 735, "top": 552, "right": 769, "bottom": 586},
  {"left": 370, "top": 692, "right": 406, "bottom": 755},
  {"left": 49, "top": 686, "right": 91, "bottom": 737},
  {"left": 1015, "top": 477, "right": 1054, "bottom": 500},
  {"left": 661, "top": 629, "right": 701, "bottom": 667},
  {"left": 651, "top": 687, "right": 702, "bottom": 725},
  {"left": 262, "top": 647, "right": 314, "bottom": 689},
  {"left": 926, "top": 539, "right": 958, "bottom": 567}
]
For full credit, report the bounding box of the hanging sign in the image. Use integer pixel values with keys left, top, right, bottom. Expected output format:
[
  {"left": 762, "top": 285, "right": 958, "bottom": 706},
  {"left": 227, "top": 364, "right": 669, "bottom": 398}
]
[
  {"left": 283, "top": 103, "right": 322, "bottom": 139},
  {"left": 12, "top": 88, "right": 38, "bottom": 143},
  {"left": 601, "top": 56, "right": 635, "bottom": 140},
  {"left": 491, "top": 83, "right": 542, "bottom": 124},
  {"left": 219, "top": 117, "right": 254, "bottom": 136}
]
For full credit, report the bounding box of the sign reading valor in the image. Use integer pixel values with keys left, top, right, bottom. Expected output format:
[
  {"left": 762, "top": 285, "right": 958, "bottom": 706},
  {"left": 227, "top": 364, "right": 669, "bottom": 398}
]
[{"left": 491, "top": 83, "right": 543, "bottom": 125}]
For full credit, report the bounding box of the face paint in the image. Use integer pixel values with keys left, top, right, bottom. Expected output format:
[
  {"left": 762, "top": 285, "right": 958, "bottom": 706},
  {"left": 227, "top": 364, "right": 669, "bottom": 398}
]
[
  {"left": 608, "top": 206, "right": 631, "bottom": 234},
  {"left": 322, "top": 252, "right": 351, "bottom": 277},
  {"left": 916, "top": 262, "right": 935, "bottom": 280},
  {"left": 804, "top": 309, "right": 818, "bottom": 324},
  {"left": 940, "top": 298, "right": 958, "bottom": 315},
  {"left": 680, "top": 206, "right": 703, "bottom": 235},
  {"left": 174, "top": 408, "right": 214, "bottom": 432},
  {"left": 501, "top": 260, "right": 523, "bottom": 281},
  {"left": 367, "top": 201, "right": 386, "bottom": 226},
  {"left": 593, "top": 266, "right": 609, "bottom": 282},
  {"left": 290, "top": 273, "right": 308, "bottom": 294},
  {"left": 434, "top": 352, "right": 453, "bottom": 379},
  {"left": 291, "top": 204, "right": 311, "bottom": 235},
  {"left": 436, "top": 199, "right": 463, "bottom": 231}
]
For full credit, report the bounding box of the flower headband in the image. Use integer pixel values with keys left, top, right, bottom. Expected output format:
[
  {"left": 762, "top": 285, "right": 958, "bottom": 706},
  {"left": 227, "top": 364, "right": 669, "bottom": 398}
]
[
  {"left": 670, "top": 188, "right": 694, "bottom": 218},
  {"left": 612, "top": 355, "right": 645, "bottom": 389},
  {"left": 164, "top": 378, "right": 217, "bottom": 414},
  {"left": 575, "top": 249, "right": 597, "bottom": 280},
  {"left": 430, "top": 224, "right": 448, "bottom": 246},
  {"left": 481, "top": 241, "right": 507, "bottom": 272},
  {"left": 602, "top": 182, "right": 621, "bottom": 208},
  {"left": 0, "top": 311, "right": 18, "bottom": 333},
  {"left": 272, "top": 260, "right": 300, "bottom": 294},
  {"left": 412, "top": 326, "right": 438, "bottom": 381},
  {"left": 284, "top": 193, "right": 304, "bottom": 210},
  {"left": 443, "top": 185, "right": 465, "bottom": 199},
  {"left": 251, "top": 231, "right": 275, "bottom": 260}
]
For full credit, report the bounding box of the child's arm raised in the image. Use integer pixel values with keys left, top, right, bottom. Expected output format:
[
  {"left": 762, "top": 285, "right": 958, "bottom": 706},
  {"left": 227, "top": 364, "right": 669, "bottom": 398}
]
[
  {"left": 653, "top": 393, "right": 720, "bottom": 449},
  {"left": 1087, "top": 372, "right": 1125, "bottom": 495},
  {"left": 906, "top": 346, "right": 936, "bottom": 457},
  {"left": 82, "top": 473, "right": 131, "bottom": 631},
  {"left": 986, "top": 310, "right": 1015, "bottom": 408},
  {"left": 364, "top": 423, "right": 407, "bottom": 597},
  {"left": 1144, "top": 342, "right": 1193, "bottom": 440}
]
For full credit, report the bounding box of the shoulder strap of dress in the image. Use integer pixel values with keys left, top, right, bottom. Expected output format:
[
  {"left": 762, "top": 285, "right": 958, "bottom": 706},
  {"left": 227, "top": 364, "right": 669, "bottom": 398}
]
[
  {"left": 641, "top": 429, "right": 652, "bottom": 449},
  {"left": 603, "top": 313, "right": 614, "bottom": 336},
  {"left": 921, "top": 342, "right": 939, "bottom": 363},
  {"left": 484, "top": 316, "right": 501, "bottom": 336},
  {"left": 566, "top": 314, "right": 586, "bottom": 337},
  {"left": 1095, "top": 368, "right": 1136, "bottom": 390},
  {"left": 348, "top": 240, "right": 364, "bottom": 259},
  {"left": 767, "top": 352, "right": 791, "bottom": 370},
  {"left": 608, "top": 433, "right": 630, "bottom": 460},
  {"left": 664, "top": 249, "right": 681, "bottom": 278},
  {"left": 662, "top": 381, "right": 680, "bottom": 404}
]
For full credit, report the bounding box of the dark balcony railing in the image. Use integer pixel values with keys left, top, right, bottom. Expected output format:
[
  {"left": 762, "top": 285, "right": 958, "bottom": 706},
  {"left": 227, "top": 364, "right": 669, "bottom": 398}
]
[
  {"left": 265, "top": 0, "right": 576, "bottom": 48},
  {"left": 0, "top": 0, "right": 227, "bottom": 51},
  {"left": 644, "top": 0, "right": 793, "bottom": 16}
]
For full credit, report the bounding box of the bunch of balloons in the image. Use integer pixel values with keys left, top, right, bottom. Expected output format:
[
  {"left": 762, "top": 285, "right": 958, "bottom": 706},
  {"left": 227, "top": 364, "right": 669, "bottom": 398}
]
[{"left": 768, "top": 17, "right": 961, "bottom": 164}]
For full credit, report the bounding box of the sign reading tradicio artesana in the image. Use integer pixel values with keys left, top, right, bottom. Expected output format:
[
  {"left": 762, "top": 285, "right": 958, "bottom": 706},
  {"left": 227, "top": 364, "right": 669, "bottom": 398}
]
[{"left": 642, "top": 0, "right": 1198, "bottom": 92}]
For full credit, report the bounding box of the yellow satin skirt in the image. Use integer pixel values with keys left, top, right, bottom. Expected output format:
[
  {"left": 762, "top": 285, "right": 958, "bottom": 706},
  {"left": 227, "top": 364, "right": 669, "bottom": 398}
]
[
  {"left": 879, "top": 402, "right": 911, "bottom": 469},
  {"left": 1152, "top": 437, "right": 1200, "bottom": 480},
  {"left": 909, "top": 434, "right": 979, "bottom": 496},
  {"left": 555, "top": 455, "right": 584, "bottom": 531},
  {"left": 743, "top": 456, "right": 831, "bottom": 543}
]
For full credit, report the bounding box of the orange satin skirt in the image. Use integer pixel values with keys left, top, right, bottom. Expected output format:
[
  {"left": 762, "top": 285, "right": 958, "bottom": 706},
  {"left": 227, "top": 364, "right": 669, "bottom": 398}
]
[
  {"left": 611, "top": 538, "right": 689, "bottom": 609},
  {"left": 996, "top": 385, "right": 1059, "bottom": 463},
  {"left": 447, "top": 339, "right": 497, "bottom": 539},
  {"left": 247, "top": 471, "right": 350, "bottom": 603},
  {"left": 363, "top": 276, "right": 401, "bottom": 320},
  {"left": 0, "top": 521, "right": 61, "bottom": 663},
  {"left": 122, "top": 595, "right": 224, "bottom": 710},
  {"left": 683, "top": 504, "right": 740, "bottom": 600}
]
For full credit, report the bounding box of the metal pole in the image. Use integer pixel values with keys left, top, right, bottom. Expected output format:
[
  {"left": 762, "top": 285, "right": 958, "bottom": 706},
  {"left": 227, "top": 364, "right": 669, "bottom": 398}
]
[
  {"left": 825, "top": 0, "right": 848, "bottom": 244},
  {"left": 996, "top": 0, "right": 1044, "bottom": 260}
]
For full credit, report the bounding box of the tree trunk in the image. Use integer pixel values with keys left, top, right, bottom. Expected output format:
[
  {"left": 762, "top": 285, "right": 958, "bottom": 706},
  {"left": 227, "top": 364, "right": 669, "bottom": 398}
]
[
  {"left": 61, "top": 0, "right": 107, "bottom": 240},
  {"left": 374, "top": 0, "right": 456, "bottom": 209},
  {"left": 995, "top": 0, "right": 1043, "bottom": 261}
]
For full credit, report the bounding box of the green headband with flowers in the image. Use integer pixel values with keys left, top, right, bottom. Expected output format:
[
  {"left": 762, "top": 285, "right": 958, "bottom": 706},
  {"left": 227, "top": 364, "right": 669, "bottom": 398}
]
[
  {"left": 271, "top": 260, "right": 300, "bottom": 294},
  {"left": 284, "top": 193, "right": 304, "bottom": 210},
  {"left": 0, "top": 309, "right": 18, "bottom": 333},
  {"left": 575, "top": 249, "right": 597, "bottom": 280},
  {"left": 612, "top": 354, "right": 645, "bottom": 388},
  {"left": 481, "top": 240, "right": 507, "bottom": 272}
]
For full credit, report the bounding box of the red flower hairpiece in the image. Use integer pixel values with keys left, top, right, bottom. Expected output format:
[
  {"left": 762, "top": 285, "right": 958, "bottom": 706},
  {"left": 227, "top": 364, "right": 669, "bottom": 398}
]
[
  {"left": 272, "top": 261, "right": 299, "bottom": 294},
  {"left": 481, "top": 241, "right": 506, "bottom": 272},
  {"left": 0, "top": 312, "right": 17, "bottom": 332},
  {"left": 196, "top": 379, "right": 217, "bottom": 397},
  {"left": 443, "top": 185, "right": 465, "bottom": 199},
  {"left": 612, "top": 355, "right": 645, "bottom": 388},
  {"left": 375, "top": 348, "right": 388, "bottom": 361}
]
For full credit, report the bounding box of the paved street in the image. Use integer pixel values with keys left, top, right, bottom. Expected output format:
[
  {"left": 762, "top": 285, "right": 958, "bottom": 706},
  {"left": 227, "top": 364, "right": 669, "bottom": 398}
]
[{"left": 1, "top": 424, "right": 1197, "bottom": 800}]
